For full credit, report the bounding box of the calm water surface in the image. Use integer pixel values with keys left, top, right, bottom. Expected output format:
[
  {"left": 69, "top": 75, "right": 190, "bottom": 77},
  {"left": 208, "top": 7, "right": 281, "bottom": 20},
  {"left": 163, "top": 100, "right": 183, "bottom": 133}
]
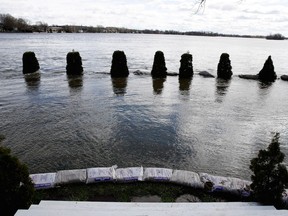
[{"left": 0, "top": 33, "right": 287, "bottom": 180}]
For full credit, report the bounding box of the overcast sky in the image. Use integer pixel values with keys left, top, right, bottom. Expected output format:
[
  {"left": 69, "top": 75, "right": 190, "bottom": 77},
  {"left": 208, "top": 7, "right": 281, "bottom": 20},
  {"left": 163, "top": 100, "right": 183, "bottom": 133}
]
[{"left": 1, "top": 0, "right": 288, "bottom": 36}]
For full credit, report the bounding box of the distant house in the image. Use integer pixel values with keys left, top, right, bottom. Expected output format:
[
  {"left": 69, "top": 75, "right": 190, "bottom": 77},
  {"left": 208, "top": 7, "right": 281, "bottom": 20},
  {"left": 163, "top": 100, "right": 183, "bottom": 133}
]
[{"left": 47, "top": 26, "right": 64, "bottom": 33}]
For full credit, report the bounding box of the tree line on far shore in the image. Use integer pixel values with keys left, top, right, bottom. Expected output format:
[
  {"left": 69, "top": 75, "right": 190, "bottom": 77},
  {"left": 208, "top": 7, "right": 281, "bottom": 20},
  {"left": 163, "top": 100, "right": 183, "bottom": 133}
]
[{"left": 0, "top": 13, "right": 285, "bottom": 40}]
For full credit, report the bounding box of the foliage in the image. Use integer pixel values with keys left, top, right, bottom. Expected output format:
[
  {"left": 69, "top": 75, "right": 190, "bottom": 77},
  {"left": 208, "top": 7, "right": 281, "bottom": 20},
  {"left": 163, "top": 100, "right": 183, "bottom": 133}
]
[
  {"left": 250, "top": 133, "right": 288, "bottom": 206},
  {"left": 33, "top": 182, "right": 230, "bottom": 204},
  {"left": 0, "top": 138, "right": 34, "bottom": 216}
]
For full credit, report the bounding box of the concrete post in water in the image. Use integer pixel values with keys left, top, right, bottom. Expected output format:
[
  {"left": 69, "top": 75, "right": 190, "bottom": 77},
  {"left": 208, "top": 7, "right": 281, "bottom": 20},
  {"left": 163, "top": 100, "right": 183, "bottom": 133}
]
[
  {"left": 151, "top": 51, "right": 167, "bottom": 78},
  {"left": 179, "top": 53, "right": 193, "bottom": 78},
  {"left": 217, "top": 53, "right": 232, "bottom": 79},
  {"left": 22, "top": 52, "right": 40, "bottom": 74},
  {"left": 66, "top": 51, "right": 83, "bottom": 75},
  {"left": 258, "top": 56, "right": 277, "bottom": 82},
  {"left": 110, "top": 50, "right": 129, "bottom": 78}
]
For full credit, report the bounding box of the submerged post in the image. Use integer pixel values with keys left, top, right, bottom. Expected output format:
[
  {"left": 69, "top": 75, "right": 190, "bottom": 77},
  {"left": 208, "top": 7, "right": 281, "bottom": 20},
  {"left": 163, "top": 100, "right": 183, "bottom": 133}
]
[
  {"left": 110, "top": 50, "right": 129, "bottom": 78},
  {"left": 66, "top": 51, "right": 83, "bottom": 75},
  {"left": 217, "top": 53, "right": 232, "bottom": 79},
  {"left": 258, "top": 56, "right": 277, "bottom": 82},
  {"left": 22, "top": 52, "right": 40, "bottom": 74},
  {"left": 179, "top": 53, "right": 193, "bottom": 78},
  {"left": 151, "top": 51, "right": 167, "bottom": 78}
]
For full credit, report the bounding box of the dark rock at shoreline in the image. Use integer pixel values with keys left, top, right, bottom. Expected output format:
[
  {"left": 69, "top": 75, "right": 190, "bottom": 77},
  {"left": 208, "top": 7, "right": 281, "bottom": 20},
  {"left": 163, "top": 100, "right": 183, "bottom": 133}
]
[
  {"left": 258, "top": 56, "right": 277, "bottom": 82},
  {"left": 133, "top": 70, "right": 150, "bottom": 76},
  {"left": 110, "top": 50, "right": 129, "bottom": 78},
  {"left": 217, "top": 53, "right": 232, "bottom": 79},
  {"left": 281, "top": 75, "right": 288, "bottom": 81},
  {"left": 151, "top": 51, "right": 167, "bottom": 78},
  {"left": 22, "top": 52, "right": 40, "bottom": 74},
  {"left": 199, "top": 71, "right": 215, "bottom": 78},
  {"left": 179, "top": 53, "right": 193, "bottom": 78},
  {"left": 167, "top": 72, "right": 179, "bottom": 76},
  {"left": 238, "top": 74, "right": 259, "bottom": 80},
  {"left": 66, "top": 51, "right": 83, "bottom": 75}
]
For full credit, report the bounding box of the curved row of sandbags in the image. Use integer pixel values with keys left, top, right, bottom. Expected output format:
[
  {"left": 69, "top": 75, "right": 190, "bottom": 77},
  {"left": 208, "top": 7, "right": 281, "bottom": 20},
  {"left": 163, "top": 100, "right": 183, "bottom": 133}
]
[{"left": 29, "top": 166, "right": 287, "bottom": 203}]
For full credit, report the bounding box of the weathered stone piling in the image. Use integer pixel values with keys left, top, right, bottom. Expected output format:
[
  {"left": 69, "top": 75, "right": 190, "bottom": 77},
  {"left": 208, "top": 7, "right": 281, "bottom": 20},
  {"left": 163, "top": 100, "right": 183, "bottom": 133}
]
[
  {"left": 151, "top": 51, "right": 167, "bottom": 78},
  {"left": 110, "top": 50, "right": 129, "bottom": 78},
  {"left": 66, "top": 51, "right": 83, "bottom": 75},
  {"left": 217, "top": 53, "right": 232, "bottom": 79},
  {"left": 258, "top": 56, "right": 277, "bottom": 82},
  {"left": 22, "top": 52, "right": 40, "bottom": 74},
  {"left": 179, "top": 53, "right": 193, "bottom": 78}
]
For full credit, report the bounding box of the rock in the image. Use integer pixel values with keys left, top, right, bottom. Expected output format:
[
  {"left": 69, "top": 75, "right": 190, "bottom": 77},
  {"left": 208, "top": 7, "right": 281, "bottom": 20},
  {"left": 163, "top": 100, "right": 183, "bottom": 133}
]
[
  {"left": 167, "top": 72, "right": 179, "bottom": 76},
  {"left": 175, "top": 194, "right": 201, "bottom": 202},
  {"left": 238, "top": 74, "right": 259, "bottom": 80},
  {"left": 133, "top": 70, "right": 150, "bottom": 76},
  {"left": 217, "top": 53, "right": 232, "bottom": 79},
  {"left": 110, "top": 50, "right": 129, "bottom": 78},
  {"left": 179, "top": 53, "right": 193, "bottom": 78},
  {"left": 258, "top": 56, "right": 277, "bottom": 82},
  {"left": 199, "top": 71, "right": 215, "bottom": 78},
  {"left": 151, "top": 51, "right": 167, "bottom": 78},
  {"left": 66, "top": 51, "right": 83, "bottom": 75},
  {"left": 22, "top": 52, "right": 40, "bottom": 74},
  {"left": 281, "top": 75, "right": 288, "bottom": 81}
]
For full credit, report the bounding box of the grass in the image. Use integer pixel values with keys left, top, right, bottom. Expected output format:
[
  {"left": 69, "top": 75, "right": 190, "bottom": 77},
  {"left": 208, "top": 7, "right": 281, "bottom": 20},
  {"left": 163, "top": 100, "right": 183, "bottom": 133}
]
[{"left": 32, "top": 181, "right": 251, "bottom": 204}]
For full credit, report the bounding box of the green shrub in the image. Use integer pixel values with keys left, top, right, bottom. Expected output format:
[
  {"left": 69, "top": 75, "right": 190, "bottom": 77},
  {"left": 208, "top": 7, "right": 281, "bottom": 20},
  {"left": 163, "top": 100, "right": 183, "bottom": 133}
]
[
  {"left": 0, "top": 138, "right": 34, "bottom": 216},
  {"left": 250, "top": 133, "right": 288, "bottom": 206}
]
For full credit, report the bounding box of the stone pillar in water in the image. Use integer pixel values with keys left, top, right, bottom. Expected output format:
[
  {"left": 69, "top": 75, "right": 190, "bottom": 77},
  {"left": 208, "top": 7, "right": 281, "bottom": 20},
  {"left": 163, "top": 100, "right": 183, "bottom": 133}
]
[
  {"left": 217, "top": 53, "right": 232, "bottom": 79},
  {"left": 258, "top": 56, "right": 277, "bottom": 82},
  {"left": 110, "top": 50, "right": 129, "bottom": 78},
  {"left": 151, "top": 51, "right": 167, "bottom": 78},
  {"left": 66, "top": 51, "right": 83, "bottom": 75},
  {"left": 22, "top": 52, "right": 40, "bottom": 74},
  {"left": 179, "top": 53, "right": 193, "bottom": 78}
]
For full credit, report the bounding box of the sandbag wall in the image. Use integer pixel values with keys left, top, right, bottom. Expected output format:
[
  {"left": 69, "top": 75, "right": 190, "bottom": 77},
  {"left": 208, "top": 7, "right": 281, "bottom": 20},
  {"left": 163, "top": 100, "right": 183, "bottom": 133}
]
[{"left": 30, "top": 166, "right": 253, "bottom": 197}]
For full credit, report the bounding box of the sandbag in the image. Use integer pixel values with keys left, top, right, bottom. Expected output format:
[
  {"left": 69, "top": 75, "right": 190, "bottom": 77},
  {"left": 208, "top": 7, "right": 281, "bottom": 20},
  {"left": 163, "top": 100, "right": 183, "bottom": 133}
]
[
  {"left": 86, "top": 166, "right": 116, "bottom": 184},
  {"left": 199, "top": 173, "right": 251, "bottom": 197},
  {"left": 115, "top": 167, "right": 143, "bottom": 182},
  {"left": 170, "top": 170, "right": 204, "bottom": 189},
  {"left": 55, "top": 169, "right": 86, "bottom": 185},
  {"left": 143, "top": 167, "right": 173, "bottom": 182},
  {"left": 29, "top": 172, "right": 56, "bottom": 189}
]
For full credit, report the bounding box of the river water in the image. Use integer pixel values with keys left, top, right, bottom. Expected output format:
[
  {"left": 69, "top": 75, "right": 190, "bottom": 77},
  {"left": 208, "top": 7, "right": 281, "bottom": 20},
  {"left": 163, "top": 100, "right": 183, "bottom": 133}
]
[{"left": 0, "top": 33, "right": 287, "bottom": 180}]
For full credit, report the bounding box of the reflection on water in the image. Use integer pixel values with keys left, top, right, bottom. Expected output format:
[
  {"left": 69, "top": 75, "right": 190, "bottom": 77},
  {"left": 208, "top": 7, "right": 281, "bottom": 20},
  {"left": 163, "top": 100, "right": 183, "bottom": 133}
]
[
  {"left": 215, "top": 78, "right": 231, "bottom": 103},
  {"left": 24, "top": 72, "right": 41, "bottom": 89},
  {"left": 179, "top": 78, "right": 192, "bottom": 94},
  {"left": 111, "top": 78, "right": 128, "bottom": 95},
  {"left": 152, "top": 78, "right": 166, "bottom": 95},
  {"left": 257, "top": 80, "right": 273, "bottom": 90},
  {"left": 67, "top": 75, "right": 83, "bottom": 89}
]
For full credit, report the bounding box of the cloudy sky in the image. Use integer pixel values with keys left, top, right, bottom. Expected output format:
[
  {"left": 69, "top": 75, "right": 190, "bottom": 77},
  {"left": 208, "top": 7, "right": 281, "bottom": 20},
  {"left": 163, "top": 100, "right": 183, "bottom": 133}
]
[{"left": 1, "top": 0, "right": 288, "bottom": 36}]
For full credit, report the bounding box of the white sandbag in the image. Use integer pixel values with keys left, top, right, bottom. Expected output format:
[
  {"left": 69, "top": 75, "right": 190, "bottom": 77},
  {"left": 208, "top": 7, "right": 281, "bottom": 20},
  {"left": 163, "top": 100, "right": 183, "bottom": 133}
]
[
  {"left": 29, "top": 172, "right": 56, "bottom": 189},
  {"left": 86, "top": 166, "right": 116, "bottom": 184},
  {"left": 55, "top": 169, "right": 86, "bottom": 185},
  {"left": 199, "top": 173, "right": 251, "bottom": 196},
  {"left": 115, "top": 167, "right": 143, "bottom": 182},
  {"left": 143, "top": 167, "right": 173, "bottom": 181},
  {"left": 170, "top": 170, "right": 204, "bottom": 189}
]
